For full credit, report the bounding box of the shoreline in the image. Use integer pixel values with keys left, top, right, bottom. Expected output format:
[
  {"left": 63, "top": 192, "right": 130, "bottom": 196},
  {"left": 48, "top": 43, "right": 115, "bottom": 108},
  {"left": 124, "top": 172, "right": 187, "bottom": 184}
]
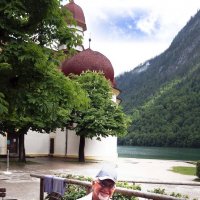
[{"left": 117, "top": 146, "right": 200, "bottom": 161}]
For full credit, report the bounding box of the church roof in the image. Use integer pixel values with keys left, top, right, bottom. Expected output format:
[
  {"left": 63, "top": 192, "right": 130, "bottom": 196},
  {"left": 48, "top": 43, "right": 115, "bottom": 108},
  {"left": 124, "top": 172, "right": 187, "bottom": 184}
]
[
  {"left": 64, "top": 0, "right": 87, "bottom": 31},
  {"left": 61, "top": 48, "right": 115, "bottom": 85}
]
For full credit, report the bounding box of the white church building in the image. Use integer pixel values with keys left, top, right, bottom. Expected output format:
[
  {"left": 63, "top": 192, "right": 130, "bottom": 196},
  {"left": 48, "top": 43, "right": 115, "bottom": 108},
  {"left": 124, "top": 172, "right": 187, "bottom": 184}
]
[{"left": 0, "top": 0, "right": 120, "bottom": 161}]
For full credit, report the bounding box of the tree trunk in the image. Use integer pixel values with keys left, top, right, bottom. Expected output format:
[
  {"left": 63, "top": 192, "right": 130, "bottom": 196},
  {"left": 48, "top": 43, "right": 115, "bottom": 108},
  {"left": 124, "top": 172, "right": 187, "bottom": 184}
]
[
  {"left": 18, "top": 130, "right": 26, "bottom": 162},
  {"left": 78, "top": 135, "right": 85, "bottom": 162}
]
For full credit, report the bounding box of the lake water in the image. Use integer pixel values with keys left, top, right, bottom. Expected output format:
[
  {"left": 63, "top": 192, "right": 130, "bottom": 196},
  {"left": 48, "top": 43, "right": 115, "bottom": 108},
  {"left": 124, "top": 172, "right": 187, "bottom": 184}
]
[{"left": 117, "top": 146, "right": 200, "bottom": 161}]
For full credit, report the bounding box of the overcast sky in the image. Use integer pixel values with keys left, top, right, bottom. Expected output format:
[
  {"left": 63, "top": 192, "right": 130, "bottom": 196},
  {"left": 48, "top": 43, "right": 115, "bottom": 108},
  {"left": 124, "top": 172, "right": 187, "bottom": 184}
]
[{"left": 63, "top": 0, "right": 200, "bottom": 77}]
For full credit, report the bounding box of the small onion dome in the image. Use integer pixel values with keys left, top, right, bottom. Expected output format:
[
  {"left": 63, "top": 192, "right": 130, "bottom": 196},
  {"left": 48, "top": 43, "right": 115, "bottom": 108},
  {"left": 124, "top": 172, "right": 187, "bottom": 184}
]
[
  {"left": 64, "top": 0, "right": 87, "bottom": 31},
  {"left": 61, "top": 48, "right": 115, "bottom": 85}
]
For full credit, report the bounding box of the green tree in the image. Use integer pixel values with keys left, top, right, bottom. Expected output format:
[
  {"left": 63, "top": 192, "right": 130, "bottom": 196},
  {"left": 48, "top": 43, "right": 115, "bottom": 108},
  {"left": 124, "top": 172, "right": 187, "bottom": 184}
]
[
  {"left": 71, "top": 71, "right": 131, "bottom": 162},
  {"left": 0, "top": 0, "right": 88, "bottom": 161},
  {"left": 119, "top": 64, "right": 200, "bottom": 147},
  {"left": 0, "top": 92, "right": 8, "bottom": 115}
]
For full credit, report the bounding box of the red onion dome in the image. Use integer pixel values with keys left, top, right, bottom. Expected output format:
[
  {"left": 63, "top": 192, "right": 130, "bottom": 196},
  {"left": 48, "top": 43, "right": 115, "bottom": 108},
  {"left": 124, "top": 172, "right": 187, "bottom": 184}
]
[
  {"left": 61, "top": 48, "right": 115, "bottom": 84},
  {"left": 64, "top": 0, "right": 87, "bottom": 31}
]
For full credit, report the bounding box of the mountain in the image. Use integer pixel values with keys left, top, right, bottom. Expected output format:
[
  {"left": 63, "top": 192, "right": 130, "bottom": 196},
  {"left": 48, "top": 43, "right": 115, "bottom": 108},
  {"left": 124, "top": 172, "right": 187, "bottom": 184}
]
[{"left": 116, "top": 10, "right": 200, "bottom": 148}]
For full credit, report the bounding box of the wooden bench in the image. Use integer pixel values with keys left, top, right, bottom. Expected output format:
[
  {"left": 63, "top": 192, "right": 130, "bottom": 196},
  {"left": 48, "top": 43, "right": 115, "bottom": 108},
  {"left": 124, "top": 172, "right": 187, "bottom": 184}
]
[{"left": 0, "top": 188, "right": 17, "bottom": 200}]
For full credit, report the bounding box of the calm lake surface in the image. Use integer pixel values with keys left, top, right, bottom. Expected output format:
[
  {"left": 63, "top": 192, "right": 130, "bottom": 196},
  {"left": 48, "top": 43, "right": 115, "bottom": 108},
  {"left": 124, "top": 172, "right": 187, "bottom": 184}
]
[{"left": 117, "top": 146, "right": 200, "bottom": 161}]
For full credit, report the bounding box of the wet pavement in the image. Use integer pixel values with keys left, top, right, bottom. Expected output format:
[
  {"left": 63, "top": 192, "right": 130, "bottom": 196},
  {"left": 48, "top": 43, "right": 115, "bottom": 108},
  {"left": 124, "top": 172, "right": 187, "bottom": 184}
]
[{"left": 0, "top": 157, "right": 200, "bottom": 200}]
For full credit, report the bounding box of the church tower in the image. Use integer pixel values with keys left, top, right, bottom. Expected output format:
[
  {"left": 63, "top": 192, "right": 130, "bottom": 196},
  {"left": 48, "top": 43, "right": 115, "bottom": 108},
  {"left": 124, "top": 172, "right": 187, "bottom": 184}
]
[
  {"left": 59, "top": 0, "right": 87, "bottom": 52},
  {"left": 0, "top": 1, "right": 121, "bottom": 161},
  {"left": 58, "top": 0, "right": 120, "bottom": 160}
]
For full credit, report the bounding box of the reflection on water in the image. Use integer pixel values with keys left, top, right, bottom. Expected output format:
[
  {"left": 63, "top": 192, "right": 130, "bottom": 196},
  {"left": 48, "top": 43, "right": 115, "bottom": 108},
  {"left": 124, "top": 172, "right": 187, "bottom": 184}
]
[{"left": 117, "top": 146, "right": 200, "bottom": 161}]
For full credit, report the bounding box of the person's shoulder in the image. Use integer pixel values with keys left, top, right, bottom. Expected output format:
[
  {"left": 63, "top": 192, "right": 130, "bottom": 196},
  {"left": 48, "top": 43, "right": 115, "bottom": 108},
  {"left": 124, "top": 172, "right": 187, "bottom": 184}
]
[{"left": 77, "top": 193, "right": 92, "bottom": 200}]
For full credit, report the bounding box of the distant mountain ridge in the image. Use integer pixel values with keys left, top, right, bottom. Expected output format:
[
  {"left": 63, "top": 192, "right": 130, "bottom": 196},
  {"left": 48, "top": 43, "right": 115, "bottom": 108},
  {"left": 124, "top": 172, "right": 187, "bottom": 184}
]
[{"left": 116, "top": 10, "right": 200, "bottom": 147}]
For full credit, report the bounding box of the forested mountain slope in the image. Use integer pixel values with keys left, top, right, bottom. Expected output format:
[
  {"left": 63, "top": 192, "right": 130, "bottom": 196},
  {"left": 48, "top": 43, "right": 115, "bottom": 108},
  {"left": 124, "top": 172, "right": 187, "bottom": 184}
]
[{"left": 116, "top": 10, "right": 200, "bottom": 147}]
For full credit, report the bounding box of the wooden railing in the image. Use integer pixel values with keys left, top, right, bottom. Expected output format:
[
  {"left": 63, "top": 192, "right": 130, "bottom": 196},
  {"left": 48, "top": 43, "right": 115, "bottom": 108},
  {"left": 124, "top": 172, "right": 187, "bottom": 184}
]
[
  {"left": 119, "top": 179, "right": 200, "bottom": 186},
  {"left": 30, "top": 174, "right": 190, "bottom": 200}
]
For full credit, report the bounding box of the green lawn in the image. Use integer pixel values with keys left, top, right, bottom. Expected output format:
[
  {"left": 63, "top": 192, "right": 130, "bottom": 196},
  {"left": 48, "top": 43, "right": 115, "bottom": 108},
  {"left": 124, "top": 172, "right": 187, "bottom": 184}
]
[{"left": 170, "top": 166, "right": 196, "bottom": 175}]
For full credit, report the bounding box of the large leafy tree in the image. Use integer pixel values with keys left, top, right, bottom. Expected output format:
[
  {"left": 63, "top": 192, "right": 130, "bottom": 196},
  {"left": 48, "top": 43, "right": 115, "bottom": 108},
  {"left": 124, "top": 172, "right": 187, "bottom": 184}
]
[
  {"left": 0, "top": 93, "right": 8, "bottom": 115},
  {"left": 71, "top": 71, "right": 131, "bottom": 162},
  {"left": 0, "top": 0, "right": 89, "bottom": 161}
]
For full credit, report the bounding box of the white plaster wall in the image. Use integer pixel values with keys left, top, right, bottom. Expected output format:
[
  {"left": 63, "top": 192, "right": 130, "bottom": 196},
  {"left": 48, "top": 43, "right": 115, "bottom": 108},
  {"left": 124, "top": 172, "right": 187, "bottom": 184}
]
[
  {"left": 66, "top": 130, "right": 79, "bottom": 156},
  {"left": 0, "top": 134, "right": 7, "bottom": 155},
  {"left": 58, "top": 44, "right": 83, "bottom": 52},
  {"left": 54, "top": 129, "right": 66, "bottom": 156},
  {"left": 25, "top": 131, "right": 50, "bottom": 155},
  {"left": 85, "top": 136, "right": 118, "bottom": 160},
  {"left": 66, "top": 129, "right": 118, "bottom": 160}
]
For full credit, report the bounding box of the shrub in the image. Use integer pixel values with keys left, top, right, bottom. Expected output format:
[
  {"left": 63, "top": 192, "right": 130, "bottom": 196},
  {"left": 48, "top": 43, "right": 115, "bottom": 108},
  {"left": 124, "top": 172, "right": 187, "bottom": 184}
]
[
  {"left": 170, "top": 192, "right": 188, "bottom": 199},
  {"left": 63, "top": 184, "right": 87, "bottom": 200},
  {"left": 148, "top": 188, "right": 166, "bottom": 195},
  {"left": 149, "top": 188, "right": 189, "bottom": 199},
  {"left": 113, "top": 181, "right": 141, "bottom": 200},
  {"left": 196, "top": 161, "right": 200, "bottom": 178}
]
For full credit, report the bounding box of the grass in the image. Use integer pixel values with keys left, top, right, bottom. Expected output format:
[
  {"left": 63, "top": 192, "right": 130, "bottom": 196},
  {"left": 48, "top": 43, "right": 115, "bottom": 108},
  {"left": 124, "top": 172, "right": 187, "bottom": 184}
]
[{"left": 170, "top": 166, "right": 196, "bottom": 176}]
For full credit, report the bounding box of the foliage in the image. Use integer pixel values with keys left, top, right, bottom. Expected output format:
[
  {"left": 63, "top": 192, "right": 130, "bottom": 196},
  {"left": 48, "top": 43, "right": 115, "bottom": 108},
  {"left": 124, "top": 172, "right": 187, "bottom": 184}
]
[
  {"left": 149, "top": 188, "right": 166, "bottom": 195},
  {"left": 0, "top": 92, "right": 8, "bottom": 116},
  {"left": 0, "top": 0, "right": 82, "bottom": 51},
  {"left": 116, "top": 182, "right": 141, "bottom": 191},
  {"left": 170, "top": 166, "right": 196, "bottom": 176},
  {"left": 0, "top": 0, "right": 88, "bottom": 161},
  {"left": 116, "top": 10, "right": 200, "bottom": 148},
  {"left": 112, "top": 194, "right": 138, "bottom": 200},
  {"left": 118, "top": 64, "right": 200, "bottom": 148},
  {"left": 170, "top": 192, "right": 188, "bottom": 199},
  {"left": 72, "top": 71, "right": 130, "bottom": 138},
  {"left": 63, "top": 184, "right": 87, "bottom": 200},
  {"left": 113, "top": 181, "right": 140, "bottom": 200},
  {"left": 71, "top": 71, "right": 131, "bottom": 161},
  {"left": 0, "top": 42, "right": 88, "bottom": 133},
  {"left": 196, "top": 161, "right": 200, "bottom": 178},
  {"left": 55, "top": 174, "right": 91, "bottom": 199},
  {"left": 148, "top": 188, "right": 189, "bottom": 199}
]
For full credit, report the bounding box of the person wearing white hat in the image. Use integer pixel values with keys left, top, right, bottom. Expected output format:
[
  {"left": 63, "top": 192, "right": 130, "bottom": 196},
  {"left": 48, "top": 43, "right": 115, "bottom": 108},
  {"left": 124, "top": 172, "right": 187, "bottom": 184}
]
[{"left": 77, "top": 166, "right": 117, "bottom": 200}]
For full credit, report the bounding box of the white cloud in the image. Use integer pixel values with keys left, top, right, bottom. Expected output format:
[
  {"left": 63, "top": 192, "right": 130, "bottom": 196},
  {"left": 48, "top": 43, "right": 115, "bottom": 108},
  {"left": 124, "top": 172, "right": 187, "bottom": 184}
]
[
  {"left": 135, "top": 12, "right": 158, "bottom": 35},
  {"left": 63, "top": 0, "right": 200, "bottom": 76}
]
